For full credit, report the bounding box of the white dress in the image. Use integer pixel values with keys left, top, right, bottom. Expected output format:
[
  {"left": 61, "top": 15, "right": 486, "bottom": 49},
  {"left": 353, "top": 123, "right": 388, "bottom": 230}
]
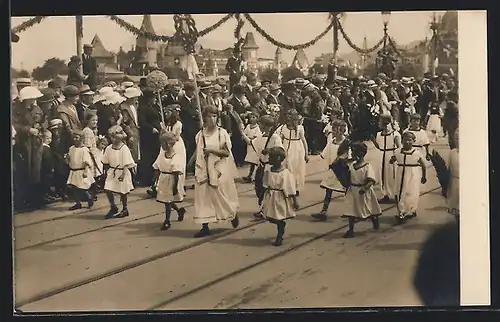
[
  {"left": 426, "top": 106, "right": 442, "bottom": 143},
  {"left": 262, "top": 168, "right": 297, "bottom": 221},
  {"left": 278, "top": 125, "right": 307, "bottom": 192},
  {"left": 102, "top": 143, "right": 136, "bottom": 194},
  {"left": 193, "top": 127, "right": 239, "bottom": 224},
  {"left": 82, "top": 126, "right": 103, "bottom": 177},
  {"left": 394, "top": 148, "right": 424, "bottom": 214},
  {"left": 165, "top": 121, "right": 187, "bottom": 190},
  {"left": 447, "top": 148, "right": 459, "bottom": 215},
  {"left": 320, "top": 136, "right": 349, "bottom": 193},
  {"left": 403, "top": 128, "right": 430, "bottom": 161},
  {"left": 66, "top": 146, "right": 95, "bottom": 190},
  {"left": 346, "top": 162, "right": 382, "bottom": 219},
  {"left": 375, "top": 130, "right": 401, "bottom": 199},
  {"left": 153, "top": 151, "right": 185, "bottom": 203},
  {"left": 244, "top": 124, "right": 262, "bottom": 165}
]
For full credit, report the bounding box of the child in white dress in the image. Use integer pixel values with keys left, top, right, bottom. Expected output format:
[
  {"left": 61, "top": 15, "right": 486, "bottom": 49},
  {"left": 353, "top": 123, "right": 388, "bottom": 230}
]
[
  {"left": 252, "top": 115, "right": 284, "bottom": 220},
  {"left": 242, "top": 111, "right": 262, "bottom": 182},
  {"left": 94, "top": 136, "right": 108, "bottom": 192},
  {"left": 311, "top": 119, "right": 350, "bottom": 221},
  {"left": 447, "top": 128, "right": 459, "bottom": 217},
  {"left": 82, "top": 113, "right": 102, "bottom": 200},
  {"left": 371, "top": 114, "right": 401, "bottom": 204},
  {"left": 342, "top": 142, "right": 382, "bottom": 238},
  {"left": 164, "top": 105, "right": 187, "bottom": 193},
  {"left": 390, "top": 131, "right": 427, "bottom": 224},
  {"left": 65, "top": 130, "right": 95, "bottom": 210},
  {"left": 404, "top": 113, "right": 431, "bottom": 164},
  {"left": 102, "top": 125, "right": 136, "bottom": 219},
  {"left": 153, "top": 131, "right": 186, "bottom": 230},
  {"left": 262, "top": 146, "right": 299, "bottom": 246},
  {"left": 426, "top": 102, "right": 442, "bottom": 143},
  {"left": 278, "top": 109, "right": 308, "bottom": 195}
]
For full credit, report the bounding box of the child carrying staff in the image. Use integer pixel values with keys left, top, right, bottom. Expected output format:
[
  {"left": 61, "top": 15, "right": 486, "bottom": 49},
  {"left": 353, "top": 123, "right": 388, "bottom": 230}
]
[
  {"left": 278, "top": 109, "right": 309, "bottom": 196},
  {"left": 342, "top": 142, "right": 382, "bottom": 238},
  {"left": 371, "top": 114, "right": 401, "bottom": 204},
  {"left": 404, "top": 113, "right": 431, "bottom": 163},
  {"left": 242, "top": 111, "right": 262, "bottom": 183},
  {"left": 153, "top": 131, "right": 186, "bottom": 230},
  {"left": 65, "top": 130, "right": 95, "bottom": 210},
  {"left": 102, "top": 125, "right": 136, "bottom": 219},
  {"left": 262, "top": 146, "right": 299, "bottom": 246},
  {"left": 311, "top": 119, "right": 350, "bottom": 221},
  {"left": 390, "top": 131, "right": 427, "bottom": 224},
  {"left": 252, "top": 115, "right": 284, "bottom": 220}
]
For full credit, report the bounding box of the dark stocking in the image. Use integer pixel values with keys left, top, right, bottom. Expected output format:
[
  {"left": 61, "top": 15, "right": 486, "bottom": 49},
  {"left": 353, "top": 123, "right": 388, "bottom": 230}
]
[{"left": 120, "top": 194, "right": 128, "bottom": 210}]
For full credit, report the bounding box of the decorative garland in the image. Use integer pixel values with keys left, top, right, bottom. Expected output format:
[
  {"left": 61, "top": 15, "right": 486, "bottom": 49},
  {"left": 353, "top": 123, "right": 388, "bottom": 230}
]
[
  {"left": 173, "top": 14, "right": 198, "bottom": 54},
  {"left": 234, "top": 13, "right": 244, "bottom": 40},
  {"left": 243, "top": 13, "right": 334, "bottom": 50},
  {"left": 387, "top": 36, "right": 423, "bottom": 60},
  {"left": 337, "top": 20, "right": 385, "bottom": 54},
  {"left": 11, "top": 16, "right": 47, "bottom": 34},
  {"left": 76, "top": 16, "right": 83, "bottom": 38},
  {"left": 107, "top": 14, "right": 233, "bottom": 42}
]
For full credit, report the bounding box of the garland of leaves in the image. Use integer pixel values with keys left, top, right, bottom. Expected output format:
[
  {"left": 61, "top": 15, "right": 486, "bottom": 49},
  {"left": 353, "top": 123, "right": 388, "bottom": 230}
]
[
  {"left": 234, "top": 13, "right": 244, "bottom": 40},
  {"left": 387, "top": 36, "right": 423, "bottom": 60},
  {"left": 11, "top": 16, "right": 47, "bottom": 34},
  {"left": 107, "top": 14, "right": 232, "bottom": 42},
  {"left": 173, "top": 14, "right": 198, "bottom": 54},
  {"left": 337, "top": 20, "right": 385, "bottom": 54},
  {"left": 243, "top": 13, "right": 334, "bottom": 50}
]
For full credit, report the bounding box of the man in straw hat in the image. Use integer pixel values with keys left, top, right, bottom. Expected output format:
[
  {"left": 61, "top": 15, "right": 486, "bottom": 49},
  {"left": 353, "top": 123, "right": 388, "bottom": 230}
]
[
  {"left": 57, "top": 85, "right": 82, "bottom": 151},
  {"left": 82, "top": 43, "right": 98, "bottom": 90},
  {"left": 37, "top": 87, "right": 59, "bottom": 123},
  {"left": 76, "top": 85, "right": 95, "bottom": 122},
  {"left": 198, "top": 80, "right": 215, "bottom": 108}
]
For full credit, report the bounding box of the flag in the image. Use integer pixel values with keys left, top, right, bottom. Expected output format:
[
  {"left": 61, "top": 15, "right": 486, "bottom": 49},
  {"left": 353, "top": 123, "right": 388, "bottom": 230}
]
[{"left": 185, "top": 54, "right": 200, "bottom": 81}]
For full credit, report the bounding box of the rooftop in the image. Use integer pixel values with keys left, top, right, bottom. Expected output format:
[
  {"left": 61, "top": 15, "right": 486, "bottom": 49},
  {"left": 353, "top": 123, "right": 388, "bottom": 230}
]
[
  {"left": 91, "top": 34, "right": 114, "bottom": 58},
  {"left": 242, "top": 32, "right": 259, "bottom": 49}
]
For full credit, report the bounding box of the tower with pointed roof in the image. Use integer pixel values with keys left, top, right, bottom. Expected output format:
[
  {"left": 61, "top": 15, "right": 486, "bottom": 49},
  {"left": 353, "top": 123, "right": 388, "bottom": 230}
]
[
  {"left": 242, "top": 32, "right": 259, "bottom": 72},
  {"left": 133, "top": 14, "right": 158, "bottom": 74},
  {"left": 274, "top": 46, "right": 287, "bottom": 71}
]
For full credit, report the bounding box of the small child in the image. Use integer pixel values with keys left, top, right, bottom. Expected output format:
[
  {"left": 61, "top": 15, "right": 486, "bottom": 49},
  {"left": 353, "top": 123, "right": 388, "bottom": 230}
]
[
  {"left": 153, "top": 131, "right": 186, "bottom": 230},
  {"left": 82, "top": 113, "right": 102, "bottom": 200},
  {"left": 242, "top": 111, "right": 262, "bottom": 182},
  {"left": 94, "top": 136, "right": 108, "bottom": 192},
  {"left": 390, "top": 131, "right": 427, "bottom": 224},
  {"left": 404, "top": 113, "right": 431, "bottom": 163},
  {"left": 371, "top": 114, "right": 401, "bottom": 204},
  {"left": 262, "top": 146, "right": 299, "bottom": 246},
  {"left": 252, "top": 115, "right": 284, "bottom": 220},
  {"left": 312, "top": 119, "right": 350, "bottom": 221},
  {"left": 65, "top": 130, "right": 95, "bottom": 210},
  {"left": 102, "top": 125, "right": 136, "bottom": 219},
  {"left": 426, "top": 101, "right": 442, "bottom": 143},
  {"left": 342, "top": 142, "right": 382, "bottom": 238},
  {"left": 40, "top": 130, "right": 56, "bottom": 203},
  {"left": 446, "top": 128, "right": 459, "bottom": 218}
]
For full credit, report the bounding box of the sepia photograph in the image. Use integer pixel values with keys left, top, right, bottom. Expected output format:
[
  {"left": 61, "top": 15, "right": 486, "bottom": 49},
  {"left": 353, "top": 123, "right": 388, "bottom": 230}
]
[{"left": 10, "top": 11, "right": 489, "bottom": 312}]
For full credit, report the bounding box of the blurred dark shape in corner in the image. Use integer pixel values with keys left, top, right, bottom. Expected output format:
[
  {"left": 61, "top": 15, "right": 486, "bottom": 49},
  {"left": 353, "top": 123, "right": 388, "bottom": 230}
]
[
  {"left": 413, "top": 220, "right": 460, "bottom": 306},
  {"left": 12, "top": 32, "right": 20, "bottom": 43}
]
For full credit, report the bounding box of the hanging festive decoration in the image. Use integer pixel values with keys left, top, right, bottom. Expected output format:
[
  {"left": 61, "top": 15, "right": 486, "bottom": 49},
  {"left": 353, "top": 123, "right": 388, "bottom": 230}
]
[
  {"left": 337, "top": 20, "right": 385, "bottom": 54},
  {"left": 76, "top": 15, "right": 83, "bottom": 38},
  {"left": 243, "top": 13, "right": 334, "bottom": 50},
  {"left": 198, "top": 13, "right": 233, "bottom": 37},
  {"left": 173, "top": 14, "right": 198, "bottom": 54},
  {"left": 11, "top": 16, "right": 47, "bottom": 34},
  {"left": 234, "top": 13, "right": 245, "bottom": 40}
]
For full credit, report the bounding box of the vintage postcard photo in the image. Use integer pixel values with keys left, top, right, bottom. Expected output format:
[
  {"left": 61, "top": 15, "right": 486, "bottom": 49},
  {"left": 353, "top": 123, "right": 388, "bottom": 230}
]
[{"left": 10, "top": 10, "right": 489, "bottom": 312}]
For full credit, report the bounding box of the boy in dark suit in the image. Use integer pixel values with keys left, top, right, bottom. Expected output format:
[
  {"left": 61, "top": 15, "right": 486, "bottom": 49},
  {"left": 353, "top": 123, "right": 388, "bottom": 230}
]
[{"left": 40, "top": 130, "right": 56, "bottom": 203}]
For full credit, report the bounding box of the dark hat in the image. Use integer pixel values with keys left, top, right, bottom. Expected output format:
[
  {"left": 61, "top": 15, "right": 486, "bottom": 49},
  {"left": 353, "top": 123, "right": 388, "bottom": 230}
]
[
  {"left": 184, "top": 82, "right": 196, "bottom": 91},
  {"left": 216, "top": 78, "right": 227, "bottom": 86},
  {"left": 62, "top": 85, "right": 79, "bottom": 97},
  {"left": 79, "top": 84, "right": 95, "bottom": 95},
  {"left": 247, "top": 73, "right": 257, "bottom": 81},
  {"left": 199, "top": 80, "right": 213, "bottom": 90},
  {"left": 280, "top": 82, "right": 295, "bottom": 91},
  {"left": 83, "top": 44, "right": 93, "bottom": 49},
  {"left": 232, "top": 84, "right": 245, "bottom": 94},
  {"left": 311, "top": 76, "right": 324, "bottom": 86},
  {"left": 38, "top": 88, "right": 56, "bottom": 103},
  {"left": 269, "top": 83, "right": 280, "bottom": 91}
]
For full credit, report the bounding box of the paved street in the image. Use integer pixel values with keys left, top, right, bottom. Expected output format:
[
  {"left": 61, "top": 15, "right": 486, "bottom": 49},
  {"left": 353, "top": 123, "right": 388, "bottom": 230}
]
[{"left": 13, "top": 138, "right": 456, "bottom": 312}]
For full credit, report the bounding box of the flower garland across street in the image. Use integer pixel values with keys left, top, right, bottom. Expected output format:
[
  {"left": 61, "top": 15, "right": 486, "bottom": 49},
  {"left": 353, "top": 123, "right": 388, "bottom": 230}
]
[
  {"left": 243, "top": 13, "right": 334, "bottom": 50},
  {"left": 337, "top": 20, "right": 385, "bottom": 54},
  {"left": 11, "top": 16, "right": 47, "bottom": 33}
]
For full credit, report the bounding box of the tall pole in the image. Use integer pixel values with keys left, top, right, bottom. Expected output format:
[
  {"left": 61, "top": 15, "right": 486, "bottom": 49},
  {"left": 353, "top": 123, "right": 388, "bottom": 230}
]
[
  {"left": 76, "top": 15, "right": 83, "bottom": 56},
  {"left": 430, "top": 12, "right": 438, "bottom": 76}
]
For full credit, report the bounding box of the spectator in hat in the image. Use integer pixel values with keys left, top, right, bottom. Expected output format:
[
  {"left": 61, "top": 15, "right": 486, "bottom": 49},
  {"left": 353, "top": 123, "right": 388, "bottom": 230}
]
[
  {"left": 82, "top": 44, "right": 98, "bottom": 90},
  {"left": 57, "top": 85, "right": 82, "bottom": 151},
  {"left": 228, "top": 84, "right": 248, "bottom": 115},
  {"left": 211, "top": 84, "right": 225, "bottom": 113},
  {"left": 37, "top": 87, "right": 59, "bottom": 123},
  {"left": 12, "top": 86, "right": 45, "bottom": 208},
  {"left": 245, "top": 73, "right": 259, "bottom": 103},
  {"left": 48, "top": 78, "right": 64, "bottom": 103},
  {"left": 266, "top": 83, "right": 281, "bottom": 105},
  {"left": 178, "top": 82, "right": 201, "bottom": 174},
  {"left": 216, "top": 78, "right": 228, "bottom": 96},
  {"left": 67, "top": 55, "right": 88, "bottom": 88},
  {"left": 16, "top": 78, "right": 32, "bottom": 93},
  {"left": 226, "top": 46, "right": 243, "bottom": 95},
  {"left": 162, "top": 82, "right": 181, "bottom": 106},
  {"left": 198, "top": 80, "right": 215, "bottom": 108},
  {"left": 278, "top": 82, "right": 298, "bottom": 123},
  {"left": 76, "top": 85, "right": 95, "bottom": 122},
  {"left": 386, "top": 79, "right": 402, "bottom": 128}
]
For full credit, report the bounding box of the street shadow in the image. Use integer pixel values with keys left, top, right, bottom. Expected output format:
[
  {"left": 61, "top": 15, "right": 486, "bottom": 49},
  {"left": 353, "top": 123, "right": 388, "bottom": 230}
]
[
  {"left": 211, "top": 236, "right": 273, "bottom": 247},
  {"left": 425, "top": 205, "right": 448, "bottom": 211},
  {"left": 123, "top": 220, "right": 233, "bottom": 238},
  {"left": 403, "top": 222, "right": 447, "bottom": 231},
  {"left": 374, "top": 242, "right": 423, "bottom": 252},
  {"left": 306, "top": 179, "right": 323, "bottom": 185}
]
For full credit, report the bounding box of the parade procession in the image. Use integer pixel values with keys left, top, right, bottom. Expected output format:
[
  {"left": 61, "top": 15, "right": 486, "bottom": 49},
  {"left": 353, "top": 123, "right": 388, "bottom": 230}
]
[{"left": 12, "top": 12, "right": 462, "bottom": 311}]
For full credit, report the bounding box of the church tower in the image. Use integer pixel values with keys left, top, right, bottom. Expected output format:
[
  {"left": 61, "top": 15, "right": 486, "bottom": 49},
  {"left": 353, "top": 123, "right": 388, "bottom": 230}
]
[
  {"left": 360, "top": 35, "right": 369, "bottom": 70},
  {"left": 274, "top": 46, "right": 284, "bottom": 71},
  {"left": 242, "top": 32, "right": 259, "bottom": 73},
  {"left": 135, "top": 15, "right": 158, "bottom": 70}
]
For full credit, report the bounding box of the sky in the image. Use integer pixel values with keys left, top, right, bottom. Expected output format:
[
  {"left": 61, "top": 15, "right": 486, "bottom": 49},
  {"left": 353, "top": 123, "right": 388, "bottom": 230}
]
[{"left": 10, "top": 11, "right": 446, "bottom": 71}]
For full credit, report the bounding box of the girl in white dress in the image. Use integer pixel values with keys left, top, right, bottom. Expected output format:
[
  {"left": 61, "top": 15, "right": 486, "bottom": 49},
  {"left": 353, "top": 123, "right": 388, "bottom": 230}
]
[
  {"left": 153, "top": 131, "right": 186, "bottom": 230},
  {"left": 193, "top": 105, "right": 240, "bottom": 238},
  {"left": 242, "top": 111, "right": 262, "bottom": 182},
  {"left": 262, "top": 146, "right": 299, "bottom": 246},
  {"left": 82, "top": 113, "right": 103, "bottom": 200},
  {"left": 371, "top": 114, "right": 401, "bottom": 204},
  {"left": 278, "top": 109, "right": 309, "bottom": 195},
  {"left": 164, "top": 105, "right": 187, "bottom": 193},
  {"left": 390, "top": 131, "right": 427, "bottom": 224},
  {"left": 447, "top": 128, "right": 459, "bottom": 217},
  {"left": 102, "top": 125, "right": 136, "bottom": 219},
  {"left": 311, "top": 119, "right": 350, "bottom": 222},
  {"left": 65, "top": 130, "right": 95, "bottom": 210},
  {"left": 403, "top": 113, "right": 431, "bottom": 164},
  {"left": 342, "top": 142, "right": 382, "bottom": 238},
  {"left": 426, "top": 102, "right": 442, "bottom": 143}
]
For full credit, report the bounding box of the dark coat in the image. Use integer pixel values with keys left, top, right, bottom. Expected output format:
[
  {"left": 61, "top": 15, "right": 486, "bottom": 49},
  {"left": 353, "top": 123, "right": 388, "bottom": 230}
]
[
  {"left": 178, "top": 95, "right": 201, "bottom": 138},
  {"left": 227, "top": 96, "right": 247, "bottom": 115},
  {"left": 75, "top": 101, "right": 90, "bottom": 124},
  {"left": 120, "top": 103, "right": 140, "bottom": 162},
  {"left": 41, "top": 144, "right": 55, "bottom": 183},
  {"left": 82, "top": 54, "right": 98, "bottom": 90},
  {"left": 96, "top": 102, "right": 119, "bottom": 137}
]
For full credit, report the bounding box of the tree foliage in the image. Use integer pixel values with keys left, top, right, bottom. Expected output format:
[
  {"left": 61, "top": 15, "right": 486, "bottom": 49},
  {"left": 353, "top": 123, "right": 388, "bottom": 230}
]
[
  {"left": 310, "top": 63, "right": 325, "bottom": 75},
  {"left": 31, "top": 57, "right": 68, "bottom": 81},
  {"left": 396, "top": 62, "right": 423, "bottom": 79},
  {"left": 11, "top": 68, "right": 30, "bottom": 78},
  {"left": 337, "top": 65, "right": 356, "bottom": 78},
  {"left": 281, "top": 66, "right": 304, "bottom": 83},
  {"left": 259, "top": 68, "right": 280, "bottom": 83}
]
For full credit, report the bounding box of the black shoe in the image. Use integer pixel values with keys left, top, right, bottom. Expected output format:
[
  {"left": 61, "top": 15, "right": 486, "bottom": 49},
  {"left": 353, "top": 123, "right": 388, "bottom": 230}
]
[
  {"left": 93, "top": 195, "right": 98, "bottom": 201},
  {"left": 177, "top": 207, "right": 186, "bottom": 222},
  {"left": 372, "top": 216, "right": 380, "bottom": 230},
  {"left": 253, "top": 211, "right": 264, "bottom": 220},
  {"left": 194, "top": 227, "right": 211, "bottom": 238},
  {"left": 115, "top": 209, "right": 129, "bottom": 218},
  {"left": 272, "top": 237, "right": 283, "bottom": 246},
  {"left": 69, "top": 203, "right": 82, "bottom": 211},
  {"left": 378, "top": 196, "right": 391, "bottom": 204},
  {"left": 88, "top": 198, "right": 94, "bottom": 209},
  {"left": 296, "top": 191, "right": 300, "bottom": 197},
  {"left": 342, "top": 230, "right": 355, "bottom": 238},
  {"left": 105, "top": 206, "right": 119, "bottom": 219},
  {"left": 311, "top": 212, "right": 327, "bottom": 221},
  {"left": 242, "top": 176, "right": 253, "bottom": 183},
  {"left": 395, "top": 214, "right": 406, "bottom": 225},
  {"left": 231, "top": 215, "right": 240, "bottom": 228},
  {"left": 160, "top": 221, "right": 171, "bottom": 230}
]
